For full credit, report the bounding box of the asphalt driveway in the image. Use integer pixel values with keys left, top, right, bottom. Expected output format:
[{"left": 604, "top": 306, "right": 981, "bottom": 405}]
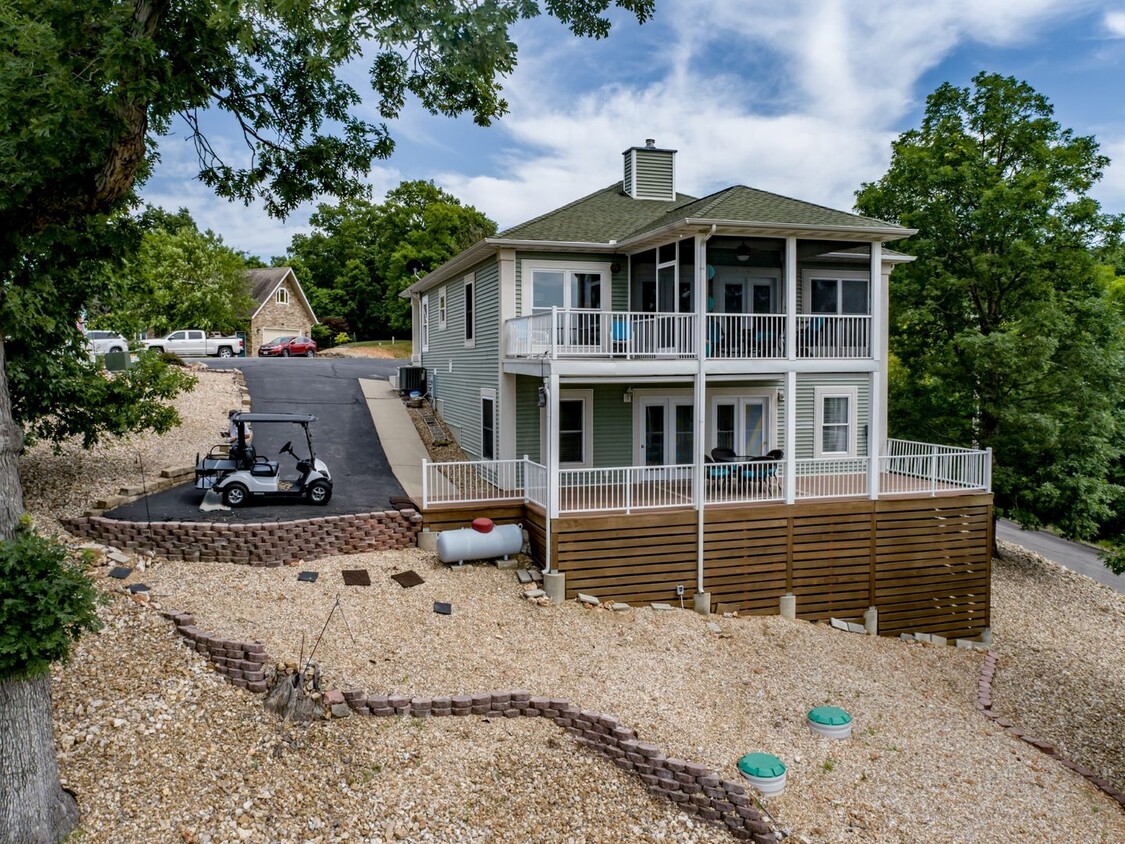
[{"left": 107, "top": 357, "right": 408, "bottom": 522}]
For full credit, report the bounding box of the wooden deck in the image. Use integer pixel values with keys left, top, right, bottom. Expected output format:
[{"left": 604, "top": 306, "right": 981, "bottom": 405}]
[{"left": 422, "top": 492, "right": 992, "bottom": 639}]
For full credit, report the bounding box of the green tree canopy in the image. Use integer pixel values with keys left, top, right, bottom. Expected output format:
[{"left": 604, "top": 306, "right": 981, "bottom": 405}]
[
  {"left": 286, "top": 181, "right": 495, "bottom": 337},
  {"left": 117, "top": 210, "right": 257, "bottom": 336},
  {"left": 856, "top": 72, "right": 1125, "bottom": 541}
]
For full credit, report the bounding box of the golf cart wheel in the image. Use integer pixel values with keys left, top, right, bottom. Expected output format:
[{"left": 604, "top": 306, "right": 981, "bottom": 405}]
[
  {"left": 307, "top": 480, "right": 332, "bottom": 505},
  {"left": 282, "top": 348, "right": 290, "bottom": 357},
  {"left": 305, "top": 348, "right": 315, "bottom": 357},
  {"left": 218, "top": 346, "right": 233, "bottom": 358},
  {"left": 222, "top": 482, "right": 249, "bottom": 508}
]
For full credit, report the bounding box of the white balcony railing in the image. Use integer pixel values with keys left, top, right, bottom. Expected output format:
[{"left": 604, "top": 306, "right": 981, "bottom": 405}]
[
  {"left": 796, "top": 315, "right": 871, "bottom": 359},
  {"left": 706, "top": 314, "right": 786, "bottom": 360},
  {"left": 504, "top": 308, "right": 696, "bottom": 359},
  {"left": 421, "top": 445, "right": 991, "bottom": 513},
  {"left": 504, "top": 309, "right": 874, "bottom": 361}
]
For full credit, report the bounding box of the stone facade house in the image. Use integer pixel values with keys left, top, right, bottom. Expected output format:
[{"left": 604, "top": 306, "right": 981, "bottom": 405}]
[{"left": 246, "top": 267, "right": 318, "bottom": 355}]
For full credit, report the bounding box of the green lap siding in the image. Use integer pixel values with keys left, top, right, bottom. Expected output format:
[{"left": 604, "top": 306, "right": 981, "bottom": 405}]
[
  {"left": 795, "top": 373, "right": 871, "bottom": 458},
  {"left": 424, "top": 258, "right": 500, "bottom": 460}
]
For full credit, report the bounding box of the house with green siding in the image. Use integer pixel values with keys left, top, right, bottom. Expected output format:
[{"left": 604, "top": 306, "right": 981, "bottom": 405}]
[{"left": 403, "top": 140, "right": 993, "bottom": 635}]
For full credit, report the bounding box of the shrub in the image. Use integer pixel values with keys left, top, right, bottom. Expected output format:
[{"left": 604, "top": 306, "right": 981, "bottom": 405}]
[
  {"left": 0, "top": 522, "right": 103, "bottom": 681},
  {"left": 334, "top": 332, "right": 351, "bottom": 345},
  {"left": 158, "top": 351, "right": 185, "bottom": 367}
]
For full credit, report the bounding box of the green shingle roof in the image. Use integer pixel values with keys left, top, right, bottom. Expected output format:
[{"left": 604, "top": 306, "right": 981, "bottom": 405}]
[
  {"left": 498, "top": 184, "right": 697, "bottom": 242},
  {"left": 632, "top": 185, "right": 906, "bottom": 237},
  {"left": 497, "top": 183, "right": 907, "bottom": 245}
]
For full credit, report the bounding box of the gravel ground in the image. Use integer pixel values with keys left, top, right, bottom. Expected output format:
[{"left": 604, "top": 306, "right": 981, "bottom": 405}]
[
  {"left": 990, "top": 540, "right": 1125, "bottom": 796},
  {"left": 21, "top": 372, "right": 1125, "bottom": 842},
  {"left": 20, "top": 368, "right": 243, "bottom": 534}
]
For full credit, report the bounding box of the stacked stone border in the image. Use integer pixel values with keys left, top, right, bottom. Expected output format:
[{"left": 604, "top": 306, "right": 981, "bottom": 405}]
[
  {"left": 63, "top": 508, "right": 422, "bottom": 566},
  {"left": 975, "top": 650, "right": 1125, "bottom": 812},
  {"left": 156, "top": 609, "right": 775, "bottom": 842},
  {"left": 161, "top": 610, "right": 271, "bottom": 693}
]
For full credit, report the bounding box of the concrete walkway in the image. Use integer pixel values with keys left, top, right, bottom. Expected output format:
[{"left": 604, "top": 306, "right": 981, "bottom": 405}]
[{"left": 359, "top": 378, "right": 426, "bottom": 503}]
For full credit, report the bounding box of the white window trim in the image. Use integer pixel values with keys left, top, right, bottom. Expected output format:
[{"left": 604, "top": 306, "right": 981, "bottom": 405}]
[
  {"left": 464, "top": 275, "right": 475, "bottom": 348},
  {"left": 480, "top": 388, "right": 496, "bottom": 461},
  {"left": 420, "top": 294, "right": 430, "bottom": 353},
  {"left": 708, "top": 387, "right": 779, "bottom": 454},
  {"left": 814, "top": 385, "right": 858, "bottom": 458},
  {"left": 801, "top": 269, "right": 869, "bottom": 314},
  {"left": 520, "top": 259, "right": 613, "bottom": 317},
  {"left": 438, "top": 286, "right": 447, "bottom": 330},
  {"left": 541, "top": 388, "right": 594, "bottom": 469},
  {"left": 276, "top": 286, "right": 290, "bottom": 305}
]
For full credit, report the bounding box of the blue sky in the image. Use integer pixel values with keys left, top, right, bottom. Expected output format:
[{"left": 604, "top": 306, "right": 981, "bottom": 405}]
[{"left": 141, "top": 0, "right": 1125, "bottom": 260}]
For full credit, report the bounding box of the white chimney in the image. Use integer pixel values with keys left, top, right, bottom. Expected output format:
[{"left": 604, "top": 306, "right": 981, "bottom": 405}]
[{"left": 622, "top": 140, "right": 676, "bottom": 201}]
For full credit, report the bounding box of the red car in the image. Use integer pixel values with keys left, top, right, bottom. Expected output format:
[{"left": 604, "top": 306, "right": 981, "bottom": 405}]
[{"left": 258, "top": 336, "right": 317, "bottom": 357}]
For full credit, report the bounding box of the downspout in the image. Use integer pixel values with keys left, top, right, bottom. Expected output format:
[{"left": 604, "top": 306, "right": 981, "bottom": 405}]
[{"left": 695, "top": 225, "right": 717, "bottom": 597}]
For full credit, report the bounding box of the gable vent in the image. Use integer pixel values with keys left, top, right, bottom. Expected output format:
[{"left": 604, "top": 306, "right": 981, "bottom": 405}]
[{"left": 622, "top": 139, "right": 676, "bottom": 201}]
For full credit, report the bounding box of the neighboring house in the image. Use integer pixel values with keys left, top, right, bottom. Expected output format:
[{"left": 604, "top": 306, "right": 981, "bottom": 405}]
[
  {"left": 405, "top": 140, "right": 993, "bottom": 638},
  {"left": 246, "top": 267, "right": 318, "bottom": 356}
]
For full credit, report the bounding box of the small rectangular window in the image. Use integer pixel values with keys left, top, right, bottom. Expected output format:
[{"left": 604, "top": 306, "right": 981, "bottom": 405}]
[
  {"left": 481, "top": 396, "right": 495, "bottom": 460},
  {"left": 421, "top": 295, "right": 430, "bottom": 352},
  {"left": 465, "top": 279, "right": 475, "bottom": 343},
  {"left": 438, "top": 287, "right": 447, "bottom": 329}
]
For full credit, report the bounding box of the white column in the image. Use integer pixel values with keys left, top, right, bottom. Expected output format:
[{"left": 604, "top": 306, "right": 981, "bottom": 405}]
[
  {"left": 547, "top": 369, "right": 560, "bottom": 520},
  {"left": 785, "top": 237, "right": 797, "bottom": 360},
  {"left": 868, "top": 369, "right": 881, "bottom": 499},
  {"left": 694, "top": 234, "right": 708, "bottom": 595},
  {"left": 785, "top": 369, "right": 797, "bottom": 504},
  {"left": 869, "top": 242, "right": 882, "bottom": 363}
]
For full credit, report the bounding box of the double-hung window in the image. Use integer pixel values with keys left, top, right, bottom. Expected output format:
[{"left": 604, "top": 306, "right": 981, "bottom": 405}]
[
  {"left": 438, "top": 287, "right": 447, "bottom": 330},
  {"left": 814, "top": 386, "right": 858, "bottom": 457},
  {"left": 481, "top": 389, "right": 495, "bottom": 460},
  {"left": 420, "top": 295, "right": 430, "bottom": 352}
]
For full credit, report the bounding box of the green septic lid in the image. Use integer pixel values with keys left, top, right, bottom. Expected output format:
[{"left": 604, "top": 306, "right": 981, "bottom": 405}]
[
  {"left": 808, "top": 706, "right": 852, "bottom": 726},
  {"left": 738, "top": 753, "right": 786, "bottom": 778}
]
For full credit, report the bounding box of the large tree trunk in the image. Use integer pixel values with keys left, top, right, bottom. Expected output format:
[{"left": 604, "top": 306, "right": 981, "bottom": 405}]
[
  {"left": 0, "top": 341, "right": 23, "bottom": 538},
  {"left": 0, "top": 674, "right": 79, "bottom": 844},
  {"left": 0, "top": 340, "right": 79, "bottom": 843}
]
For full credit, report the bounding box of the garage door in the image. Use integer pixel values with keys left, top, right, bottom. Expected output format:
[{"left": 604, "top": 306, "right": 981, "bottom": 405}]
[{"left": 262, "top": 328, "right": 301, "bottom": 343}]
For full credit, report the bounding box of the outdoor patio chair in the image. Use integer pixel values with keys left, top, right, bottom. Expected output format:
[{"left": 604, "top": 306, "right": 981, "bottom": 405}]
[
  {"left": 711, "top": 446, "right": 740, "bottom": 463},
  {"left": 611, "top": 317, "right": 632, "bottom": 355}
]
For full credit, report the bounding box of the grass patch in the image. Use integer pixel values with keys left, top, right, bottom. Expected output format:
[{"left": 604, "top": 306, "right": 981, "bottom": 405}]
[{"left": 339, "top": 340, "right": 412, "bottom": 358}]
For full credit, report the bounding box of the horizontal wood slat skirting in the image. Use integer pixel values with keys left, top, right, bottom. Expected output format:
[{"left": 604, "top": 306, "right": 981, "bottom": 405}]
[{"left": 422, "top": 494, "right": 992, "bottom": 639}]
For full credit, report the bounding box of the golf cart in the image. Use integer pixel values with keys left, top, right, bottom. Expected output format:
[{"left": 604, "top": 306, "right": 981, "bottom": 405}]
[{"left": 194, "top": 412, "right": 333, "bottom": 507}]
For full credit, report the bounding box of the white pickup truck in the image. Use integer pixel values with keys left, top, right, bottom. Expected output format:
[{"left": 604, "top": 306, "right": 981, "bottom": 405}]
[{"left": 143, "top": 330, "right": 243, "bottom": 358}]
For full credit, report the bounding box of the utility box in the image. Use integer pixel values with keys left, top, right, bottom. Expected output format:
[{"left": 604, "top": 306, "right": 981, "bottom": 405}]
[
  {"left": 103, "top": 351, "right": 130, "bottom": 372},
  {"left": 397, "top": 366, "right": 427, "bottom": 396}
]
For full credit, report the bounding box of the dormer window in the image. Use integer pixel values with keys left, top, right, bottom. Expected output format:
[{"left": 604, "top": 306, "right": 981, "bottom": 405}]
[{"left": 276, "top": 287, "right": 290, "bottom": 305}]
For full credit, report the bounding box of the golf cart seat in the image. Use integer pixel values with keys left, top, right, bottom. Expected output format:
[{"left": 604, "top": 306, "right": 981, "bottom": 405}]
[{"left": 250, "top": 458, "right": 279, "bottom": 477}]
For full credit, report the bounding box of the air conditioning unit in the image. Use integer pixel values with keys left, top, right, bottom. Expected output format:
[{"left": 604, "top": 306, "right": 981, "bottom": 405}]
[{"left": 397, "top": 366, "right": 427, "bottom": 395}]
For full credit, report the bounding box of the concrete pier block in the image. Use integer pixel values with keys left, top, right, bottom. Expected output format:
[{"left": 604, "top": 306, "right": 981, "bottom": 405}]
[
  {"left": 863, "top": 606, "right": 878, "bottom": 636},
  {"left": 417, "top": 529, "right": 438, "bottom": 552},
  {"left": 693, "top": 591, "right": 712, "bottom": 615},
  {"left": 779, "top": 592, "right": 796, "bottom": 620},
  {"left": 543, "top": 571, "right": 566, "bottom": 605}
]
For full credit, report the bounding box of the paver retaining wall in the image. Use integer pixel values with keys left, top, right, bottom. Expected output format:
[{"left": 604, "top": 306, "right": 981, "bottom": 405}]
[{"left": 62, "top": 509, "right": 422, "bottom": 566}]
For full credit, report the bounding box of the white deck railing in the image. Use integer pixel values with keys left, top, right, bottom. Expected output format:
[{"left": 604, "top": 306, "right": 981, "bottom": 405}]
[
  {"left": 879, "top": 439, "right": 991, "bottom": 495},
  {"left": 422, "top": 445, "right": 991, "bottom": 512},
  {"left": 421, "top": 458, "right": 530, "bottom": 506}
]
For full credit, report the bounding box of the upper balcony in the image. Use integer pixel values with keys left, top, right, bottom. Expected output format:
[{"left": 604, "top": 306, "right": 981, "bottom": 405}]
[{"left": 503, "top": 308, "right": 871, "bottom": 362}]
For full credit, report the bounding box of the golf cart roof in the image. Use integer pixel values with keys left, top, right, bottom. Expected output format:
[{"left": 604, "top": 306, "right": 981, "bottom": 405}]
[{"left": 232, "top": 412, "right": 318, "bottom": 424}]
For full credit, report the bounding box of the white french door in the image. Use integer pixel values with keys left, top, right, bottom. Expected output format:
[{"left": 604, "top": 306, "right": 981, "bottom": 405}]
[
  {"left": 711, "top": 397, "right": 770, "bottom": 457},
  {"left": 637, "top": 397, "right": 694, "bottom": 468}
]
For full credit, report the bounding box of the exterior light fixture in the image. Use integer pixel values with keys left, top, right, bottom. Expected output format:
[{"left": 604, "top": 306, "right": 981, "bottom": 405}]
[{"left": 736, "top": 241, "right": 751, "bottom": 262}]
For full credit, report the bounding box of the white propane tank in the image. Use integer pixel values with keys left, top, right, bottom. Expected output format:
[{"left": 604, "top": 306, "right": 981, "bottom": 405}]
[{"left": 436, "top": 521, "right": 523, "bottom": 565}]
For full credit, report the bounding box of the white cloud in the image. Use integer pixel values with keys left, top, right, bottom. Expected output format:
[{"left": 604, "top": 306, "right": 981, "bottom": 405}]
[
  {"left": 142, "top": 0, "right": 1124, "bottom": 250},
  {"left": 1105, "top": 10, "right": 1125, "bottom": 36}
]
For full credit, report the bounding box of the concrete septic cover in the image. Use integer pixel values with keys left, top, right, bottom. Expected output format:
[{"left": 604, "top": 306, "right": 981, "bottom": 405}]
[
  {"left": 341, "top": 569, "right": 371, "bottom": 586},
  {"left": 391, "top": 570, "right": 425, "bottom": 589}
]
